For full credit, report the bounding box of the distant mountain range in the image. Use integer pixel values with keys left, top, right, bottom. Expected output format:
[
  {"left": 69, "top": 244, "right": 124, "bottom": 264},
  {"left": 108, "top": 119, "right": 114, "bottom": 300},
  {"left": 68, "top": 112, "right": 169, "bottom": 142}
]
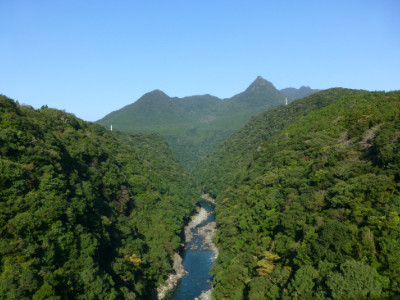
[
  {"left": 97, "top": 77, "right": 319, "bottom": 170},
  {"left": 280, "top": 85, "right": 320, "bottom": 99}
]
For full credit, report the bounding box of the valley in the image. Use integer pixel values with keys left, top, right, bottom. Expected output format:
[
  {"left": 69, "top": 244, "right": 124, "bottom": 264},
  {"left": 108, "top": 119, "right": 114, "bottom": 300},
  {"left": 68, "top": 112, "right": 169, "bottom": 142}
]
[
  {"left": 1, "top": 81, "right": 400, "bottom": 299},
  {"left": 96, "top": 77, "right": 317, "bottom": 171}
]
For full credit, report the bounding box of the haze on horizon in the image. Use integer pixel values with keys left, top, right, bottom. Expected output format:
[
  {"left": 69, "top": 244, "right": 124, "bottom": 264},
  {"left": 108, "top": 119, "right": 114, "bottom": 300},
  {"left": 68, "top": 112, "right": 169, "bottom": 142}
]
[{"left": 1, "top": 0, "right": 399, "bottom": 121}]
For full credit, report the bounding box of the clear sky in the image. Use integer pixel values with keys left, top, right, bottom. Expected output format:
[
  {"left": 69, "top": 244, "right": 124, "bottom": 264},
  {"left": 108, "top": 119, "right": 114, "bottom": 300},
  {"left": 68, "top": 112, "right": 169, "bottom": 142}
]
[{"left": 1, "top": 0, "right": 399, "bottom": 121}]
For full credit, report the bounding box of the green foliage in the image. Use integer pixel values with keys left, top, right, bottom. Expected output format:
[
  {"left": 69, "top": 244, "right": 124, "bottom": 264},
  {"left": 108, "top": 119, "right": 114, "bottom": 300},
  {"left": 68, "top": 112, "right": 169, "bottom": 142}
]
[
  {"left": 97, "top": 77, "right": 290, "bottom": 170},
  {"left": 0, "top": 95, "right": 196, "bottom": 299},
  {"left": 280, "top": 86, "right": 320, "bottom": 100},
  {"left": 198, "top": 89, "right": 400, "bottom": 298},
  {"left": 326, "top": 260, "right": 385, "bottom": 299}
]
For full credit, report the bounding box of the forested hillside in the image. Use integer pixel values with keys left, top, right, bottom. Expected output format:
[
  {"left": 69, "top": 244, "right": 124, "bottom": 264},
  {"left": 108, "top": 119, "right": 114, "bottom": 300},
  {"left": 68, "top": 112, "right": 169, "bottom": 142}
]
[
  {"left": 196, "top": 89, "right": 400, "bottom": 299},
  {"left": 0, "top": 95, "right": 196, "bottom": 299},
  {"left": 280, "top": 86, "right": 319, "bottom": 100},
  {"left": 97, "top": 77, "right": 292, "bottom": 170}
]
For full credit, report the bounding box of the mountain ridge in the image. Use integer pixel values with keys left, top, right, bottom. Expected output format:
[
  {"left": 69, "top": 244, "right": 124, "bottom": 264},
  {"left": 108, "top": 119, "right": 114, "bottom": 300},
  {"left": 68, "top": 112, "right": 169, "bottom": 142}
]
[
  {"left": 97, "top": 77, "right": 318, "bottom": 170},
  {"left": 280, "top": 85, "right": 320, "bottom": 100}
]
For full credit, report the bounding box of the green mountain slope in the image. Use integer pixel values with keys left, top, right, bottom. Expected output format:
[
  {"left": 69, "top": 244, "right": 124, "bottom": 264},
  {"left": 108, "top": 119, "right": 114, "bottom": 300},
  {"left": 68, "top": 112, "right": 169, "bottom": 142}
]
[
  {"left": 195, "top": 89, "right": 400, "bottom": 299},
  {"left": 96, "top": 77, "right": 290, "bottom": 170},
  {"left": 280, "top": 86, "right": 320, "bottom": 100},
  {"left": 0, "top": 95, "right": 196, "bottom": 299}
]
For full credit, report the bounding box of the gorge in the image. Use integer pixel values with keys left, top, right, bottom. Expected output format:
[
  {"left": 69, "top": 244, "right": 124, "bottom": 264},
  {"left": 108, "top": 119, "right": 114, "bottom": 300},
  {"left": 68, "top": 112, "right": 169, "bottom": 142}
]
[
  {"left": 168, "top": 197, "right": 217, "bottom": 300},
  {"left": 1, "top": 83, "right": 400, "bottom": 299}
]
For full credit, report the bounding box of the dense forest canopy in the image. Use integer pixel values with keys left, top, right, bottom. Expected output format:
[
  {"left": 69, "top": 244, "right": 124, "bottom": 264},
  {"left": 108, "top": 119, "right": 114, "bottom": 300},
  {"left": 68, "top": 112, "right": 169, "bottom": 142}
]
[
  {"left": 96, "top": 77, "right": 310, "bottom": 171},
  {"left": 196, "top": 89, "right": 400, "bottom": 299},
  {"left": 0, "top": 95, "right": 197, "bottom": 299},
  {"left": 2, "top": 85, "right": 400, "bottom": 299}
]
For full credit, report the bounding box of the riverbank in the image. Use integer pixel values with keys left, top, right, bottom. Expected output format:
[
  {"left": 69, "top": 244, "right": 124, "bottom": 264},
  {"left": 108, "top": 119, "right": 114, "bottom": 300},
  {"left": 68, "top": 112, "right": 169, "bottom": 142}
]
[
  {"left": 185, "top": 207, "right": 210, "bottom": 244},
  {"left": 196, "top": 290, "right": 212, "bottom": 300},
  {"left": 201, "top": 194, "right": 216, "bottom": 205},
  {"left": 157, "top": 253, "right": 187, "bottom": 299},
  {"left": 197, "top": 221, "right": 218, "bottom": 259},
  {"left": 158, "top": 196, "right": 218, "bottom": 299},
  {"left": 157, "top": 203, "right": 209, "bottom": 299},
  {"left": 195, "top": 196, "right": 218, "bottom": 299}
]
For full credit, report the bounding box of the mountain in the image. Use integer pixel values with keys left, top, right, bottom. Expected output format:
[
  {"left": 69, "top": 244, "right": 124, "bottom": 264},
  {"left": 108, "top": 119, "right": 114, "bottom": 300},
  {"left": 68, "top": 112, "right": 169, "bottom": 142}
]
[
  {"left": 224, "top": 76, "right": 286, "bottom": 111},
  {"left": 0, "top": 95, "right": 196, "bottom": 299},
  {"left": 97, "top": 77, "right": 290, "bottom": 170},
  {"left": 100, "top": 89, "right": 221, "bottom": 133},
  {"left": 280, "top": 85, "right": 319, "bottom": 100},
  {"left": 195, "top": 89, "right": 400, "bottom": 299}
]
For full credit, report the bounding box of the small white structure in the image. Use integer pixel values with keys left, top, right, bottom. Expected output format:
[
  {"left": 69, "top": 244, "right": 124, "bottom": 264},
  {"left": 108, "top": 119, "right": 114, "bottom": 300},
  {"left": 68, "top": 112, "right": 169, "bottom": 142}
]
[
  {"left": 110, "top": 124, "right": 113, "bottom": 131},
  {"left": 285, "top": 97, "right": 288, "bottom": 106}
]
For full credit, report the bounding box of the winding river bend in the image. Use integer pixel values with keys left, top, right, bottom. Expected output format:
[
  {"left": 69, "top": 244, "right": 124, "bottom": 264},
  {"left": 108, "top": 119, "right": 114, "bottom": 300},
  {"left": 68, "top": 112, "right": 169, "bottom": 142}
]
[{"left": 168, "top": 198, "right": 217, "bottom": 300}]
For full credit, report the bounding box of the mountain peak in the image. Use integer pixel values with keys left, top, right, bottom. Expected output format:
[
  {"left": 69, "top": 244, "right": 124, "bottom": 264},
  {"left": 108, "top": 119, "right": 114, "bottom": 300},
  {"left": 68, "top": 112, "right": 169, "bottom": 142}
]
[
  {"left": 134, "top": 89, "right": 171, "bottom": 106},
  {"left": 148, "top": 89, "right": 169, "bottom": 97},
  {"left": 246, "top": 76, "right": 275, "bottom": 92},
  {"left": 256, "top": 75, "right": 265, "bottom": 81},
  {"left": 254, "top": 75, "right": 269, "bottom": 84}
]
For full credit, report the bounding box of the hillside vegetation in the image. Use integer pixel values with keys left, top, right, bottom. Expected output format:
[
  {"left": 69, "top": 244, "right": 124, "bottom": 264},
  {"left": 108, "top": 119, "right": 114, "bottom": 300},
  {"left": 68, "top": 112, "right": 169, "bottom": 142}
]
[
  {"left": 196, "top": 89, "right": 400, "bottom": 299},
  {"left": 97, "top": 77, "right": 299, "bottom": 170},
  {"left": 0, "top": 95, "right": 196, "bottom": 299},
  {"left": 280, "top": 86, "right": 320, "bottom": 100}
]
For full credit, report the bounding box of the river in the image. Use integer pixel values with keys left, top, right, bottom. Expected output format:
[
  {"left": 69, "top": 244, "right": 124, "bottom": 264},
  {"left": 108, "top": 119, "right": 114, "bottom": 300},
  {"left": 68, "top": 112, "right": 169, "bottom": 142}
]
[{"left": 168, "top": 199, "right": 217, "bottom": 300}]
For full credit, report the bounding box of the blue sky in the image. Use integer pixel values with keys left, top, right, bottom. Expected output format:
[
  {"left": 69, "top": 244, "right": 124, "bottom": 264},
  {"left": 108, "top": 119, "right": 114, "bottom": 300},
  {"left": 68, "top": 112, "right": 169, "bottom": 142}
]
[{"left": 1, "top": 0, "right": 399, "bottom": 121}]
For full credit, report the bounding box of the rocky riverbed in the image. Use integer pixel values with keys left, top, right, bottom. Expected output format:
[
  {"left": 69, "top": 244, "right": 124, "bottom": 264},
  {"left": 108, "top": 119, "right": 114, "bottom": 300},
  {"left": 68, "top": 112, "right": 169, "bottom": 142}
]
[
  {"left": 184, "top": 207, "right": 210, "bottom": 244},
  {"left": 194, "top": 196, "right": 218, "bottom": 299},
  {"left": 201, "top": 194, "right": 216, "bottom": 205},
  {"left": 157, "top": 253, "right": 187, "bottom": 299},
  {"left": 197, "top": 221, "right": 218, "bottom": 259},
  {"left": 158, "top": 197, "right": 218, "bottom": 300},
  {"left": 159, "top": 197, "right": 218, "bottom": 300}
]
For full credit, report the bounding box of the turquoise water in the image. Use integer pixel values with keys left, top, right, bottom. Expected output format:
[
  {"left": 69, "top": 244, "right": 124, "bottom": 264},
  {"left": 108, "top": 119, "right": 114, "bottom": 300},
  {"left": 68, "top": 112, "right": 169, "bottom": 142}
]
[{"left": 168, "top": 200, "right": 215, "bottom": 300}]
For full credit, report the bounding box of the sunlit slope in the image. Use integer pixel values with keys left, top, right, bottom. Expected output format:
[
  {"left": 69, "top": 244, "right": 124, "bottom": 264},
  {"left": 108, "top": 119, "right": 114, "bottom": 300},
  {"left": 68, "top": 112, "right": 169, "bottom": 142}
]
[
  {"left": 196, "top": 89, "right": 400, "bottom": 299},
  {"left": 97, "top": 77, "right": 292, "bottom": 170}
]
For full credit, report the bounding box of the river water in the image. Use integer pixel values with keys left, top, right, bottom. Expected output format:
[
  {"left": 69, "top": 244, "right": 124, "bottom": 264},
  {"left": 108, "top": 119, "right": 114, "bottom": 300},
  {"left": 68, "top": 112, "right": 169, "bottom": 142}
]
[{"left": 168, "top": 199, "right": 216, "bottom": 300}]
